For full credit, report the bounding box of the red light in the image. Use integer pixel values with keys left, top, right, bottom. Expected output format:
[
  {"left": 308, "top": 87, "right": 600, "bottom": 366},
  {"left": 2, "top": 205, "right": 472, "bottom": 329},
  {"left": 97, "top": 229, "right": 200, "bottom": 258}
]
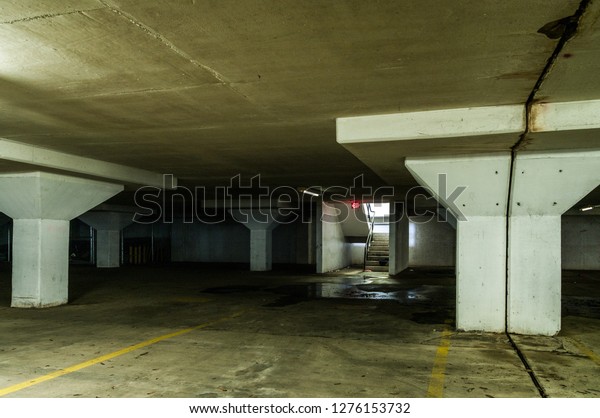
[{"left": 351, "top": 201, "right": 361, "bottom": 209}]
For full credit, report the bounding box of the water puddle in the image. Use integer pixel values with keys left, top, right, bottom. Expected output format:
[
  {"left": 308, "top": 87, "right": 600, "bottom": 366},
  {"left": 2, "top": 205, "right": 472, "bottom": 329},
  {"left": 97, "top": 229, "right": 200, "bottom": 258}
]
[
  {"left": 202, "top": 281, "right": 454, "bottom": 309},
  {"left": 264, "top": 283, "right": 452, "bottom": 307}
]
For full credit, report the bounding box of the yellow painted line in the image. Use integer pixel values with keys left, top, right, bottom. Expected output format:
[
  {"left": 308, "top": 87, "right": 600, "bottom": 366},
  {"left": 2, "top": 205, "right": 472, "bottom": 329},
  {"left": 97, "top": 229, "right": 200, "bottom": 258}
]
[
  {"left": 0, "top": 310, "right": 246, "bottom": 397},
  {"left": 568, "top": 337, "right": 600, "bottom": 367},
  {"left": 426, "top": 320, "right": 453, "bottom": 398}
]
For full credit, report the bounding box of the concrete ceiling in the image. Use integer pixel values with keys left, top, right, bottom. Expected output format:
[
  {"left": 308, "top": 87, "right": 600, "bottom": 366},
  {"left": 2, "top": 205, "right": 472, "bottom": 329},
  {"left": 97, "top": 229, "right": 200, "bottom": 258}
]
[{"left": 0, "top": 0, "right": 595, "bottom": 195}]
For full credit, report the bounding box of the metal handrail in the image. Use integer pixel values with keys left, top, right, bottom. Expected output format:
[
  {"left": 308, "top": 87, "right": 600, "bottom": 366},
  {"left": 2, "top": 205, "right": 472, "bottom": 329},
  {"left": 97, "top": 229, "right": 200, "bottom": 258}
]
[{"left": 363, "top": 203, "right": 376, "bottom": 271}]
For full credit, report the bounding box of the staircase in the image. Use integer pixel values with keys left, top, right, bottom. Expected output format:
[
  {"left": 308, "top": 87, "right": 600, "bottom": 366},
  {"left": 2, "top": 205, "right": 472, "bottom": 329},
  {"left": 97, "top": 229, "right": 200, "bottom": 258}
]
[{"left": 364, "top": 232, "right": 389, "bottom": 272}]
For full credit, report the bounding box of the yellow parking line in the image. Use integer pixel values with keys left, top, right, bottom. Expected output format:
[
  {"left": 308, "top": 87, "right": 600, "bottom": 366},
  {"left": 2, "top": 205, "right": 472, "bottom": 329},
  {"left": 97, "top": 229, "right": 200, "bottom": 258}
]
[
  {"left": 568, "top": 337, "right": 600, "bottom": 367},
  {"left": 426, "top": 320, "right": 453, "bottom": 398},
  {"left": 0, "top": 310, "right": 246, "bottom": 397}
]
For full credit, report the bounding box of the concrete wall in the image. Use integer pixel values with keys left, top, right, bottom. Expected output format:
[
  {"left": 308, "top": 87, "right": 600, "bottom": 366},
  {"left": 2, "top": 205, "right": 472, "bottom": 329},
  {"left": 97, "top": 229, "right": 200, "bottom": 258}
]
[
  {"left": 335, "top": 202, "right": 369, "bottom": 238},
  {"left": 171, "top": 220, "right": 250, "bottom": 263},
  {"left": 171, "top": 218, "right": 311, "bottom": 265},
  {"left": 350, "top": 243, "right": 366, "bottom": 266},
  {"left": 408, "top": 216, "right": 456, "bottom": 267},
  {"left": 273, "top": 221, "right": 311, "bottom": 265},
  {"left": 317, "top": 203, "right": 351, "bottom": 273},
  {"left": 562, "top": 215, "right": 600, "bottom": 270}
]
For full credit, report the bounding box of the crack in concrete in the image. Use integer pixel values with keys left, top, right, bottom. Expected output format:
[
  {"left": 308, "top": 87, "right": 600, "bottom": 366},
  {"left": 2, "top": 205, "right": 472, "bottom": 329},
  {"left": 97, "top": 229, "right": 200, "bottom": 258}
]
[
  {"left": 0, "top": 8, "right": 105, "bottom": 25},
  {"left": 59, "top": 85, "right": 214, "bottom": 101},
  {"left": 97, "top": 0, "right": 268, "bottom": 112},
  {"left": 506, "top": 334, "right": 549, "bottom": 397},
  {"left": 502, "top": 2, "right": 594, "bottom": 399},
  {"left": 512, "top": 0, "right": 592, "bottom": 152},
  {"left": 504, "top": 0, "right": 592, "bottom": 336}
]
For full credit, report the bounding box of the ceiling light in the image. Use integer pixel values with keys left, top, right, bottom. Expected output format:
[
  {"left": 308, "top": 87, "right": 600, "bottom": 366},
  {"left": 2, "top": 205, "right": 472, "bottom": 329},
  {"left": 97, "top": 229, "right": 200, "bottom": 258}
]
[{"left": 299, "top": 188, "right": 319, "bottom": 197}]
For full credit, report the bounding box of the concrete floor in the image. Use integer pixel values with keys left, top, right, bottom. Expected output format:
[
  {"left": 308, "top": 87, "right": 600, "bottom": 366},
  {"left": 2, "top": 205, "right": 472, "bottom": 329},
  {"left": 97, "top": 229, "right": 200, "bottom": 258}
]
[{"left": 0, "top": 265, "right": 598, "bottom": 398}]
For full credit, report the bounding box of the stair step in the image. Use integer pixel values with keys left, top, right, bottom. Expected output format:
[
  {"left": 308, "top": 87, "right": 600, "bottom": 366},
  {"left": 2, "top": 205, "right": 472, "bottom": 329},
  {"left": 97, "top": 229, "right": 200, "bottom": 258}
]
[
  {"left": 365, "top": 265, "right": 389, "bottom": 272},
  {"left": 367, "top": 261, "right": 389, "bottom": 265},
  {"left": 368, "top": 254, "right": 389, "bottom": 259},
  {"left": 367, "top": 254, "right": 389, "bottom": 259}
]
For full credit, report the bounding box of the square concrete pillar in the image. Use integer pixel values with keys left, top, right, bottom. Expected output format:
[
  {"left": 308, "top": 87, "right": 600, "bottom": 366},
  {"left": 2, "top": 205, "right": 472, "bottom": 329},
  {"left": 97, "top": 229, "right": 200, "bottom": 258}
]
[
  {"left": 12, "top": 219, "right": 70, "bottom": 307},
  {"left": 250, "top": 228, "right": 273, "bottom": 271},
  {"left": 96, "top": 230, "right": 122, "bottom": 268},
  {"left": 406, "top": 154, "right": 511, "bottom": 332},
  {"left": 508, "top": 151, "right": 600, "bottom": 335},
  {"left": 0, "top": 172, "right": 123, "bottom": 308},
  {"left": 79, "top": 211, "right": 134, "bottom": 268},
  {"left": 389, "top": 202, "right": 409, "bottom": 275},
  {"left": 230, "top": 209, "right": 280, "bottom": 271}
]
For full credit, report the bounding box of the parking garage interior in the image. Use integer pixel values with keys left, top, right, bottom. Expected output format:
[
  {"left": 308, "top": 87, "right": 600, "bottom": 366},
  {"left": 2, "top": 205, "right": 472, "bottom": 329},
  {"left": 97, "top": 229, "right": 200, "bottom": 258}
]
[{"left": 0, "top": 0, "right": 599, "bottom": 400}]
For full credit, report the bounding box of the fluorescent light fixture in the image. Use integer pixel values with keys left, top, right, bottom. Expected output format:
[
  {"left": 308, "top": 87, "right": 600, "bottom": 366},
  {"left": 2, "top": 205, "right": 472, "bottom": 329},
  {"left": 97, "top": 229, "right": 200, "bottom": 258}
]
[
  {"left": 298, "top": 187, "right": 320, "bottom": 197},
  {"left": 579, "top": 205, "right": 600, "bottom": 212},
  {"left": 302, "top": 189, "right": 319, "bottom": 197}
]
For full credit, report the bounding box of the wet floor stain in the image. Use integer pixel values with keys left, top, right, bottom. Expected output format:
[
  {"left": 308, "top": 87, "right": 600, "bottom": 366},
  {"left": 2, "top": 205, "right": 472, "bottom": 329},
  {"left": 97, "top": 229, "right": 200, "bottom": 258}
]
[{"left": 203, "top": 281, "right": 455, "bottom": 311}]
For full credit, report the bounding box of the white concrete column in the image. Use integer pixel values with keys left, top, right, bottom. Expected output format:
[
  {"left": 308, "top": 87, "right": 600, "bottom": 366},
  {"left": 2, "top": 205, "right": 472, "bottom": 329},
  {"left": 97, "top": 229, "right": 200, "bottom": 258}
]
[
  {"left": 0, "top": 172, "right": 123, "bottom": 308},
  {"left": 249, "top": 228, "right": 273, "bottom": 271},
  {"left": 508, "top": 151, "right": 600, "bottom": 335},
  {"left": 12, "top": 219, "right": 70, "bottom": 308},
  {"left": 230, "top": 209, "right": 280, "bottom": 271},
  {"left": 389, "top": 202, "right": 409, "bottom": 275},
  {"left": 406, "top": 154, "right": 511, "bottom": 332},
  {"left": 79, "top": 211, "right": 134, "bottom": 268}
]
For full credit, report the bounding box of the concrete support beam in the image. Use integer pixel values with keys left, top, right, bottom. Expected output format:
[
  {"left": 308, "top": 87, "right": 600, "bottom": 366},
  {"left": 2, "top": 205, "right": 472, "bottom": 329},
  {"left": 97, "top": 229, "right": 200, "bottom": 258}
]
[
  {"left": 0, "top": 172, "right": 123, "bottom": 307},
  {"left": 507, "top": 151, "right": 600, "bottom": 335},
  {"left": 0, "top": 139, "right": 175, "bottom": 189},
  {"left": 406, "top": 154, "right": 511, "bottom": 332},
  {"left": 530, "top": 99, "right": 600, "bottom": 133},
  {"left": 337, "top": 105, "right": 525, "bottom": 144},
  {"left": 230, "top": 210, "right": 280, "bottom": 271},
  {"left": 79, "top": 211, "right": 134, "bottom": 268},
  {"left": 389, "top": 202, "right": 409, "bottom": 275}
]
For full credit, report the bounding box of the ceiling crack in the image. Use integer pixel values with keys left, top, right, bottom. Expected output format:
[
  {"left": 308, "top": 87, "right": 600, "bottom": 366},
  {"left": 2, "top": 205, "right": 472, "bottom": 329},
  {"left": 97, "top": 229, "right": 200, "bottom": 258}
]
[
  {"left": 97, "top": 0, "right": 270, "bottom": 113},
  {"left": 504, "top": 0, "right": 593, "bottom": 336},
  {"left": 512, "top": 0, "right": 592, "bottom": 152},
  {"left": 0, "top": 8, "right": 106, "bottom": 25}
]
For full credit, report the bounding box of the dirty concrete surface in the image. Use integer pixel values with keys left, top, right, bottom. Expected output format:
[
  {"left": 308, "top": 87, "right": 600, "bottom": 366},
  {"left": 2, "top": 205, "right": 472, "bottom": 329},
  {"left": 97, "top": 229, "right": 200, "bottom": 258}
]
[{"left": 0, "top": 265, "right": 598, "bottom": 398}]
